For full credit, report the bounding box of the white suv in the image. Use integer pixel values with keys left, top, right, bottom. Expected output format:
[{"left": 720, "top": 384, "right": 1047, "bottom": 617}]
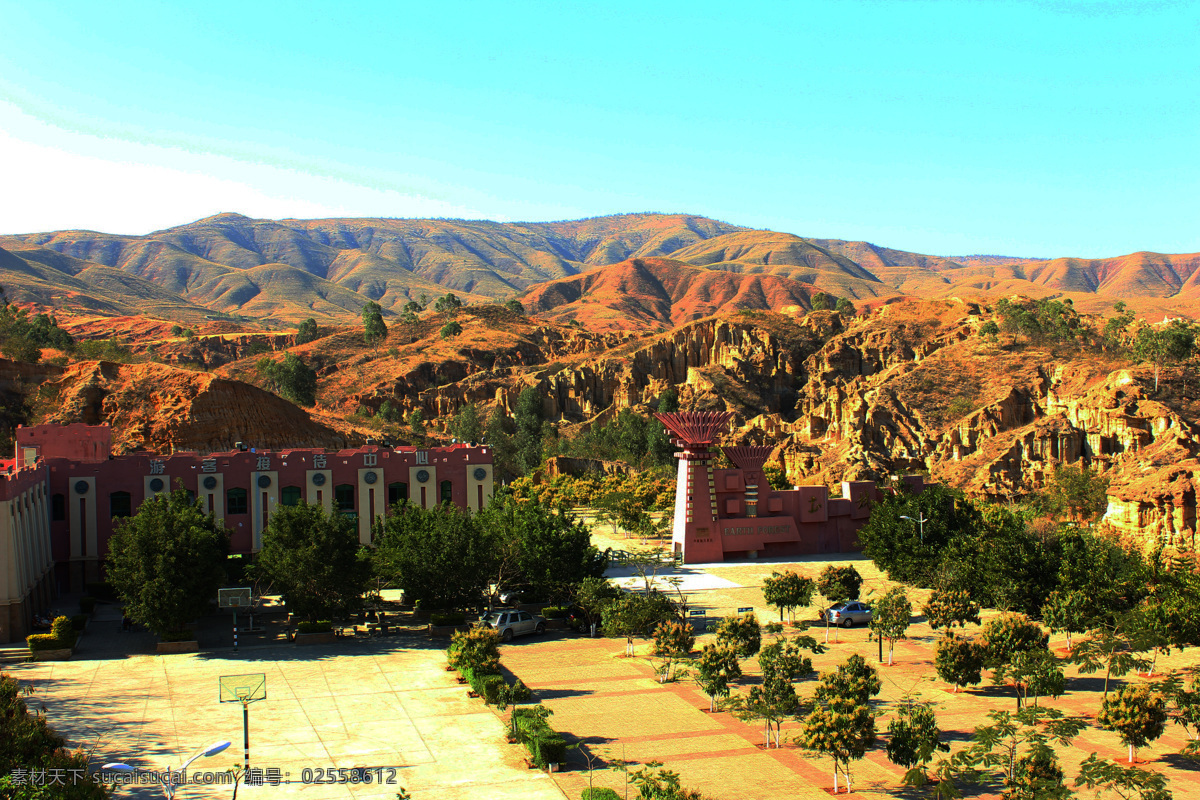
[{"left": 480, "top": 609, "right": 546, "bottom": 641}]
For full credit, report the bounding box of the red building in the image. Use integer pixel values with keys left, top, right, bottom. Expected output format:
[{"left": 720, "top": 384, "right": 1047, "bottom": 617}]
[
  {"left": 657, "top": 411, "right": 926, "bottom": 564},
  {"left": 14, "top": 423, "right": 496, "bottom": 598}
]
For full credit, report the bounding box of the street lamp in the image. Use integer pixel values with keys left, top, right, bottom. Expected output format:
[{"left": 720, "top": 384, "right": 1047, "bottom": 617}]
[
  {"left": 899, "top": 513, "right": 927, "bottom": 544},
  {"left": 103, "top": 740, "right": 231, "bottom": 799}
]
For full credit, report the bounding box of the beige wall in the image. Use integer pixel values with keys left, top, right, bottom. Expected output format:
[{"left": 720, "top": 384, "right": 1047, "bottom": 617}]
[{"left": 1, "top": 474, "right": 54, "bottom": 643}]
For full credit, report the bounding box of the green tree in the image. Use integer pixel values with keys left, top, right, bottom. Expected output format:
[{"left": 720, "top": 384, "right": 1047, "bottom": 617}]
[
  {"left": 362, "top": 301, "right": 387, "bottom": 351},
  {"left": 449, "top": 402, "right": 483, "bottom": 444},
  {"left": 478, "top": 490, "right": 606, "bottom": 602},
  {"left": 374, "top": 502, "right": 494, "bottom": 610},
  {"left": 484, "top": 405, "right": 516, "bottom": 478},
  {"left": 835, "top": 297, "right": 855, "bottom": 316},
  {"left": 572, "top": 576, "right": 621, "bottom": 636},
  {"left": 440, "top": 320, "right": 463, "bottom": 339},
  {"left": 693, "top": 644, "right": 742, "bottom": 712},
  {"left": 886, "top": 700, "right": 949, "bottom": 785},
  {"left": 504, "top": 298, "right": 525, "bottom": 315},
  {"left": 1164, "top": 669, "right": 1200, "bottom": 758},
  {"left": 762, "top": 570, "right": 816, "bottom": 624},
  {"left": 1133, "top": 319, "right": 1196, "bottom": 391},
  {"left": 256, "top": 502, "right": 371, "bottom": 623},
  {"left": 813, "top": 653, "right": 881, "bottom": 706},
  {"left": 731, "top": 637, "right": 816, "bottom": 749},
  {"left": 980, "top": 320, "right": 1001, "bottom": 341},
  {"left": 1041, "top": 589, "right": 1089, "bottom": 651},
  {"left": 603, "top": 591, "right": 677, "bottom": 656},
  {"left": 869, "top": 587, "right": 912, "bottom": 665},
  {"left": 817, "top": 564, "right": 863, "bottom": 641},
  {"left": 447, "top": 625, "right": 501, "bottom": 674},
  {"left": 513, "top": 386, "right": 545, "bottom": 474},
  {"left": 982, "top": 613, "right": 1048, "bottom": 670},
  {"left": 0, "top": 675, "right": 108, "bottom": 800},
  {"left": 760, "top": 465, "right": 790, "bottom": 490},
  {"left": 935, "top": 633, "right": 985, "bottom": 692},
  {"left": 295, "top": 317, "right": 320, "bottom": 345},
  {"left": 947, "top": 707, "right": 1084, "bottom": 800},
  {"left": 1069, "top": 610, "right": 1155, "bottom": 698},
  {"left": 1098, "top": 685, "right": 1169, "bottom": 764},
  {"left": 810, "top": 292, "right": 832, "bottom": 311},
  {"left": 923, "top": 587, "right": 981, "bottom": 631},
  {"left": 1045, "top": 464, "right": 1110, "bottom": 523},
  {"left": 801, "top": 661, "right": 876, "bottom": 793},
  {"left": 1075, "top": 754, "right": 1174, "bottom": 800},
  {"left": 652, "top": 620, "right": 695, "bottom": 683},
  {"left": 258, "top": 352, "right": 317, "bottom": 406},
  {"left": 999, "top": 647, "right": 1066, "bottom": 709},
  {"left": 715, "top": 611, "right": 761, "bottom": 658},
  {"left": 861, "top": 484, "right": 988, "bottom": 588},
  {"left": 408, "top": 408, "right": 426, "bottom": 445},
  {"left": 105, "top": 488, "right": 228, "bottom": 637},
  {"left": 434, "top": 293, "right": 464, "bottom": 313},
  {"left": 170, "top": 324, "right": 183, "bottom": 336}
]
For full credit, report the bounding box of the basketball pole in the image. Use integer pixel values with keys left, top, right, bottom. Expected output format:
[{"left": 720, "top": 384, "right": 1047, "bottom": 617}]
[
  {"left": 233, "top": 608, "right": 238, "bottom": 653},
  {"left": 242, "top": 699, "right": 250, "bottom": 772}
]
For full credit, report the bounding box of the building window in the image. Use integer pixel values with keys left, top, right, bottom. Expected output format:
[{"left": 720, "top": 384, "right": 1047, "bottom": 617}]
[
  {"left": 335, "top": 484, "right": 355, "bottom": 513},
  {"left": 440, "top": 480, "right": 453, "bottom": 505},
  {"left": 281, "top": 486, "right": 302, "bottom": 507},
  {"left": 227, "top": 488, "right": 248, "bottom": 515},
  {"left": 388, "top": 482, "right": 408, "bottom": 506},
  {"left": 110, "top": 491, "right": 132, "bottom": 519},
  {"left": 52, "top": 493, "right": 65, "bottom": 521}
]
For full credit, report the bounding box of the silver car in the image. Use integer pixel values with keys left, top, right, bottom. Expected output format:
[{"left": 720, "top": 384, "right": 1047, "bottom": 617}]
[
  {"left": 480, "top": 609, "right": 546, "bottom": 641},
  {"left": 820, "top": 601, "right": 872, "bottom": 628}
]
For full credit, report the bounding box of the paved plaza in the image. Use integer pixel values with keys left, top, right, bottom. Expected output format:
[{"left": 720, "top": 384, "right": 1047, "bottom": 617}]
[
  {"left": 6, "top": 630, "right": 565, "bottom": 800},
  {"left": 6, "top": 548, "right": 1200, "bottom": 799}
]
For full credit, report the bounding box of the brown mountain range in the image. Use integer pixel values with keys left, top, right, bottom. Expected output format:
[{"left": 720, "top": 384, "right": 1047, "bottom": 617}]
[{"left": 0, "top": 213, "right": 1196, "bottom": 327}]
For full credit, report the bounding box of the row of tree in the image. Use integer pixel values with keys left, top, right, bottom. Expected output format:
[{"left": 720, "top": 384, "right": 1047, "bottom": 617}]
[{"left": 105, "top": 487, "right": 608, "bottom": 634}]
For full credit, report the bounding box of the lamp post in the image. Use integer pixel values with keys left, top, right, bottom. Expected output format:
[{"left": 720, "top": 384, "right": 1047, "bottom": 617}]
[
  {"left": 899, "top": 513, "right": 927, "bottom": 545},
  {"left": 103, "top": 740, "right": 231, "bottom": 799}
]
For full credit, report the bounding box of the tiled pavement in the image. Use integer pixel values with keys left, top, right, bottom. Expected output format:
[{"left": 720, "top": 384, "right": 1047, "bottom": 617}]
[
  {"left": 6, "top": 635, "right": 565, "bottom": 800},
  {"left": 499, "top": 556, "right": 1200, "bottom": 800}
]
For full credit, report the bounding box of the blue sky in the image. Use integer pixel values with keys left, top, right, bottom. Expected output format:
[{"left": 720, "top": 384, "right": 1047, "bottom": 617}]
[{"left": 0, "top": 0, "right": 1195, "bottom": 258}]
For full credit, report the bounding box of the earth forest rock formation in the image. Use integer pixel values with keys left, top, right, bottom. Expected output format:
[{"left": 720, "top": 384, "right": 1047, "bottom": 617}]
[{"left": 0, "top": 213, "right": 1197, "bottom": 549}]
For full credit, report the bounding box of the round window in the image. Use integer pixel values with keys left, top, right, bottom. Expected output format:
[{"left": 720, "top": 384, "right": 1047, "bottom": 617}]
[
  {"left": 74, "top": 480, "right": 89, "bottom": 494},
  {"left": 203, "top": 476, "right": 218, "bottom": 490},
  {"left": 311, "top": 472, "right": 326, "bottom": 486},
  {"left": 257, "top": 475, "right": 272, "bottom": 488},
  {"left": 473, "top": 467, "right": 487, "bottom": 481},
  {"left": 364, "top": 471, "right": 378, "bottom": 484},
  {"left": 416, "top": 469, "right": 430, "bottom": 483},
  {"left": 149, "top": 478, "right": 164, "bottom": 492}
]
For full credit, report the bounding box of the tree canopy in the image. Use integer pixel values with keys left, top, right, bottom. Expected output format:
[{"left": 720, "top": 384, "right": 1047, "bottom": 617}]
[
  {"left": 255, "top": 502, "right": 372, "bottom": 623},
  {"left": 105, "top": 488, "right": 229, "bottom": 637}
]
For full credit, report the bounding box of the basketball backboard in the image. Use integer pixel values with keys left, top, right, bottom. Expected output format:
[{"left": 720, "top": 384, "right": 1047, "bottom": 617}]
[
  {"left": 219, "top": 673, "right": 266, "bottom": 704},
  {"left": 218, "top": 587, "right": 252, "bottom": 609}
]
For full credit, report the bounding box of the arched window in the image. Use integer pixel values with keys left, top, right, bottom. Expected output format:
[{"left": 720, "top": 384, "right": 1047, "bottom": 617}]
[
  {"left": 440, "top": 480, "right": 453, "bottom": 505},
  {"left": 388, "top": 482, "right": 408, "bottom": 507},
  {"left": 281, "top": 486, "right": 302, "bottom": 507},
  {"left": 335, "top": 484, "right": 355, "bottom": 513},
  {"left": 226, "top": 487, "right": 248, "bottom": 515},
  {"left": 110, "top": 491, "right": 132, "bottom": 519}
]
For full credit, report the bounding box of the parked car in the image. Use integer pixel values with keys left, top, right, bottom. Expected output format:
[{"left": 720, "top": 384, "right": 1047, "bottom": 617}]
[
  {"left": 819, "top": 601, "right": 872, "bottom": 628},
  {"left": 479, "top": 609, "right": 546, "bottom": 641}
]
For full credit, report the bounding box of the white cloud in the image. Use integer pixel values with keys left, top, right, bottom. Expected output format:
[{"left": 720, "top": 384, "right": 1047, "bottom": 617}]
[{"left": 0, "top": 105, "right": 484, "bottom": 235}]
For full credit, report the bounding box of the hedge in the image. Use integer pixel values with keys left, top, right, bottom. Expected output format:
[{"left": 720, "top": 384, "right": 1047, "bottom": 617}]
[
  {"left": 461, "top": 666, "right": 505, "bottom": 705},
  {"left": 581, "top": 789, "right": 622, "bottom": 800},
  {"left": 297, "top": 620, "right": 333, "bottom": 633},
  {"left": 431, "top": 612, "right": 466, "bottom": 626},
  {"left": 27, "top": 617, "right": 77, "bottom": 651},
  {"left": 540, "top": 606, "right": 569, "bottom": 619},
  {"left": 514, "top": 706, "right": 567, "bottom": 767}
]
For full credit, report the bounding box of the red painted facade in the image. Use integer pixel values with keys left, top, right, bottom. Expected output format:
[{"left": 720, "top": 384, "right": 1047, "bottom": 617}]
[
  {"left": 657, "top": 412, "right": 927, "bottom": 564},
  {"left": 15, "top": 424, "right": 495, "bottom": 592}
]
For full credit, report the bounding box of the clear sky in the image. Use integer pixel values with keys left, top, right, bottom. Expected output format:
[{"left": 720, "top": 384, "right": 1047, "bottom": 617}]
[{"left": 0, "top": 0, "right": 1195, "bottom": 258}]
